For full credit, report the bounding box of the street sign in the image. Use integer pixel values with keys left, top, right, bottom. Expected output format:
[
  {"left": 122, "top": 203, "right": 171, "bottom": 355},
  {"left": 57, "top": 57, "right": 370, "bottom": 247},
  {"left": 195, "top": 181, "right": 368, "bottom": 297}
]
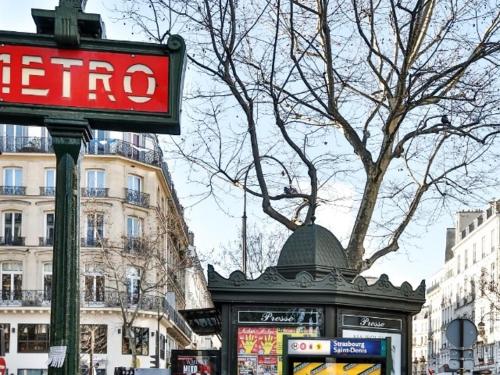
[
  {"left": 446, "top": 319, "right": 478, "bottom": 348},
  {"left": 0, "top": 32, "right": 185, "bottom": 134}
]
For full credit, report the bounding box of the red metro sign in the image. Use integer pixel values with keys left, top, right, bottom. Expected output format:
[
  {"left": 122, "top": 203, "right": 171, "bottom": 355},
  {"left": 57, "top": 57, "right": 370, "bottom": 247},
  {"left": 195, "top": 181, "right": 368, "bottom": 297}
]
[
  {"left": 0, "top": 32, "right": 185, "bottom": 134},
  {"left": 0, "top": 45, "right": 169, "bottom": 113}
]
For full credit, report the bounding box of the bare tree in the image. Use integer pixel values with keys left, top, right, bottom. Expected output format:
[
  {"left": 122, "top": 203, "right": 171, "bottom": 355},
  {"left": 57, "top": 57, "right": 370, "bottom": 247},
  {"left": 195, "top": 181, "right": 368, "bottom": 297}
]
[
  {"left": 80, "top": 324, "right": 107, "bottom": 375},
  {"left": 116, "top": 0, "right": 500, "bottom": 272},
  {"left": 214, "top": 223, "right": 287, "bottom": 279},
  {"left": 81, "top": 203, "right": 190, "bottom": 367}
]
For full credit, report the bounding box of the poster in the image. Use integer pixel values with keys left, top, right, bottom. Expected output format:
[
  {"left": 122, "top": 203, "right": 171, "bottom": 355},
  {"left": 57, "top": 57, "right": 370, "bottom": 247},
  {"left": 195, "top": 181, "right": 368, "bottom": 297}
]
[
  {"left": 292, "top": 362, "right": 382, "bottom": 375},
  {"left": 173, "top": 354, "right": 217, "bottom": 375},
  {"left": 258, "top": 355, "right": 278, "bottom": 375},
  {"left": 238, "top": 355, "right": 258, "bottom": 375},
  {"left": 342, "top": 329, "right": 401, "bottom": 375},
  {"left": 238, "top": 326, "right": 320, "bottom": 375}
]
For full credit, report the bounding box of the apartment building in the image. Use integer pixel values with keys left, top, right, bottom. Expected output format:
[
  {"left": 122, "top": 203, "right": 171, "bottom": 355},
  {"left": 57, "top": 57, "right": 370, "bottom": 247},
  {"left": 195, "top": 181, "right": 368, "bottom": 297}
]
[
  {"left": 413, "top": 201, "right": 500, "bottom": 374},
  {"left": 0, "top": 124, "right": 198, "bottom": 374}
]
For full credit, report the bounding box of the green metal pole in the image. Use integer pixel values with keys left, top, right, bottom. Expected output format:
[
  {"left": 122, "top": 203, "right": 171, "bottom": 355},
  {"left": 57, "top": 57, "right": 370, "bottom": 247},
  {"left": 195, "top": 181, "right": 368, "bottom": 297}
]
[{"left": 47, "top": 119, "right": 91, "bottom": 375}]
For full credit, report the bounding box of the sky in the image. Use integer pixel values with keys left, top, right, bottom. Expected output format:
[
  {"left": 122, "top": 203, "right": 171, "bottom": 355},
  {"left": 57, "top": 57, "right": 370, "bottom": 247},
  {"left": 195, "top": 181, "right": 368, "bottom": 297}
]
[{"left": 0, "top": 0, "right": 487, "bottom": 289}]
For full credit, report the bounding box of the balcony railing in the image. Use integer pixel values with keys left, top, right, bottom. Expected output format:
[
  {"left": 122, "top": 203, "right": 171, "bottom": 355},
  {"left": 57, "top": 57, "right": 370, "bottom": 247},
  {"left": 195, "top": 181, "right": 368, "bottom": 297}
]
[
  {"left": 0, "top": 290, "right": 193, "bottom": 339},
  {"left": 81, "top": 237, "right": 107, "bottom": 248},
  {"left": 124, "top": 188, "right": 150, "bottom": 207},
  {"left": 0, "top": 136, "right": 52, "bottom": 153},
  {"left": 0, "top": 236, "right": 25, "bottom": 246},
  {"left": 39, "top": 186, "right": 56, "bottom": 196},
  {"left": 87, "top": 139, "right": 162, "bottom": 167},
  {"left": 0, "top": 186, "right": 26, "bottom": 195},
  {"left": 0, "top": 136, "right": 163, "bottom": 168},
  {"left": 39, "top": 237, "right": 54, "bottom": 247},
  {"left": 125, "top": 238, "right": 147, "bottom": 253},
  {"left": 81, "top": 187, "right": 109, "bottom": 198}
]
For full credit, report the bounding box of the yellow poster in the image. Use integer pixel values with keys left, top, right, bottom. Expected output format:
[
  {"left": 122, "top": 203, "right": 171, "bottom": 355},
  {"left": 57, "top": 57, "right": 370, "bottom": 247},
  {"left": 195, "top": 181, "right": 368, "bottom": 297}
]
[{"left": 292, "top": 363, "right": 382, "bottom": 375}]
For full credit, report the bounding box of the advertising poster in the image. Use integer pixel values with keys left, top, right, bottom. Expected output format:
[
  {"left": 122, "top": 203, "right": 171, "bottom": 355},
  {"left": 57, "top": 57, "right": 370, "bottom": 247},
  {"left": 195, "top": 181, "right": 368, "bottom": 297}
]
[
  {"left": 238, "top": 355, "right": 258, "bottom": 375},
  {"left": 258, "top": 356, "right": 278, "bottom": 375},
  {"left": 238, "top": 327, "right": 278, "bottom": 355},
  {"left": 172, "top": 353, "right": 219, "bottom": 375},
  {"left": 342, "top": 329, "right": 401, "bottom": 375},
  {"left": 292, "top": 362, "right": 382, "bottom": 375}
]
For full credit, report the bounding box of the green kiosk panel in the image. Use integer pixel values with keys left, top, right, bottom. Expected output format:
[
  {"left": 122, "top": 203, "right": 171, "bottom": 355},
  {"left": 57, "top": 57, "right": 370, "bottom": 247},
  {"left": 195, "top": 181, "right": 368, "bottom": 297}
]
[{"left": 283, "top": 337, "right": 391, "bottom": 375}]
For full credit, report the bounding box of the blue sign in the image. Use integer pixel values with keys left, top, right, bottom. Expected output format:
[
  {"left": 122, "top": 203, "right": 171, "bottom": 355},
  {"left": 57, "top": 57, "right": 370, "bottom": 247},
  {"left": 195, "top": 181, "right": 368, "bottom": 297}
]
[{"left": 330, "top": 338, "right": 385, "bottom": 357}]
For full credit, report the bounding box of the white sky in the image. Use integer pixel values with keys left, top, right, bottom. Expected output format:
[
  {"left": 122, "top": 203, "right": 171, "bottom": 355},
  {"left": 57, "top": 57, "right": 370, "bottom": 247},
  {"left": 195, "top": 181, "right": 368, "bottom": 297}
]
[{"left": 0, "top": 0, "right": 469, "bottom": 289}]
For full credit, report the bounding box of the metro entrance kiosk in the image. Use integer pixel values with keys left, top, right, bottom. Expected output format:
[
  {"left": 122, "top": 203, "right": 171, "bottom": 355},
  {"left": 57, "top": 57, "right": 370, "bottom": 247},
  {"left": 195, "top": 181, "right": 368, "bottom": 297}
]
[{"left": 283, "top": 337, "right": 391, "bottom": 375}]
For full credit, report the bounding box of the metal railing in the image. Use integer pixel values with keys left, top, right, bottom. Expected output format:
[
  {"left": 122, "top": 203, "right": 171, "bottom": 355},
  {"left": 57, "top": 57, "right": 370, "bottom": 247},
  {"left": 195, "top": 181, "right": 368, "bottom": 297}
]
[
  {"left": 39, "top": 237, "right": 54, "bottom": 246},
  {"left": 124, "top": 188, "right": 150, "bottom": 207},
  {"left": 81, "top": 237, "right": 107, "bottom": 248},
  {"left": 0, "top": 136, "right": 53, "bottom": 153},
  {"left": 0, "top": 290, "right": 193, "bottom": 339},
  {"left": 86, "top": 139, "right": 162, "bottom": 167},
  {"left": 0, "top": 236, "right": 26, "bottom": 246},
  {"left": 39, "top": 186, "right": 56, "bottom": 196},
  {"left": 124, "top": 238, "right": 147, "bottom": 253},
  {"left": 0, "top": 186, "right": 26, "bottom": 195},
  {"left": 81, "top": 187, "right": 109, "bottom": 198}
]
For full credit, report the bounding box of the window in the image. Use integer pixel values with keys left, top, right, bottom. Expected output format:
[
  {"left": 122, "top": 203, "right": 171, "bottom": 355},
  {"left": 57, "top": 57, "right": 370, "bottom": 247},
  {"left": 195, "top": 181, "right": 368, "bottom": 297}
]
[
  {"left": 42, "top": 169, "right": 56, "bottom": 196},
  {"left": 473, "top": 246, "right": 477, "bottom": 263},
  {"left": 18, "top": 324, "right": 49, "bottom": 353},
  {"left": 17, "top": 370, "right": 48, "bottom": 375},
  {"left": 122, "top": 326, "right": 149, "bottom": 355},
  {"left": 1, "top": 262, "right": 22, "bottom": 300},
  {"left": 3, "top": 167, "right": 23, "bottom": 194},
  {"left": 4, "top": 212, "right": 23, "bottom": 245},
  {"left": 126, "top": 267, "right": 141, "bottom": 304},
  {"left": 84, "top": 264, "right": 105, "bottom": 303},
  {"left": 0, "top": 323, "right": 10, "bottom": 353},
  {"left": 85, "top": 170, "right": 106, "bottom": 197},
  {"left": 43, "top": 263, "right": 52, "bottom": 301},
  {"left": 80, "top": 324, "right": 107, "bottom": 354},
  {"left": 160, "top": 333, "right": 166, "bottom": 360},
  {"left": 482, "top": 236, "right": 486, "bottom": 258},
  {"left": 456, "top": 255, "right": 461, "bottom": 274},
  {"left": 3, "top": 125, "right": 27, "bottom": 151},
  {"left": 126, "top": 216, "right": 142, "bottom": 252},
  {"left": 464, "top": 250, "right": 468, "bottom": 269},
  {"left": 86, "top": 213, "right": 104, "bottom": 246},
  {"left": 492, "top": 229, "right": 496, "bottom": 252},
  {"left": 128, "top": 174, "right": 142, "bottom": 192},
  {"left": 43, "top": 213, "right": 55, "bottom": 246}
]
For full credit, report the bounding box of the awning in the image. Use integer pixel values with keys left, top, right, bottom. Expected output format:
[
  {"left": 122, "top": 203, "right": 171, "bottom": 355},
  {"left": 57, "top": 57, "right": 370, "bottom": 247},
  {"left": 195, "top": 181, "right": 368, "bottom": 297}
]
[{"left": 179, "top": 307, "right": 221, "bottom": 335}]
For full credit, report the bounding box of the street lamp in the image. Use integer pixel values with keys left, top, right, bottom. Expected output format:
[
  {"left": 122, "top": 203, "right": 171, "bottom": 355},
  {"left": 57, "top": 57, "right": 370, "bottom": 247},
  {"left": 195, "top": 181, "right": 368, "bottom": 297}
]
[{"left": 238, "top": 156, "right": 294, "bottom": 277}]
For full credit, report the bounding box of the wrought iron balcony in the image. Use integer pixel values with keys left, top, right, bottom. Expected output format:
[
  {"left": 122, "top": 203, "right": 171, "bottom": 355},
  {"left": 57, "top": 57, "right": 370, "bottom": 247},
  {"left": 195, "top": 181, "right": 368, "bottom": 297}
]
[
  {"left": 0, "top": 236, "right": 25, "bottom": 246},
  {"left": 124, "top": 188, "right": 150, "bottom": 207},
  {"left": 39, "top": 237, "right": 54, "bottom": 247},
  {"left": 86, "top": 139, "right": 162, "bottom": 167},
  {"left": 81, "top": 187, "right": 109, "bottom": 198},
  {"left": 39, "top": 186, "right": 56, "bottom": 196},
  {"left": 125, "top": 237, "right": 146, "bottom": 253},
  {"left": 0, "top": 186, "right": 26, "bottom": 195},
  {"left": 81, "top": 237, "right": 107, "bottom": 248},
  {"left": 0, "top": 136, "right": 53, "bottom": 153},
  {"left": 0, "top": 290, "right": 49, "bottom": 306},
  {"left": 0, "top": 290, "right": 193, "bottom": 339}
]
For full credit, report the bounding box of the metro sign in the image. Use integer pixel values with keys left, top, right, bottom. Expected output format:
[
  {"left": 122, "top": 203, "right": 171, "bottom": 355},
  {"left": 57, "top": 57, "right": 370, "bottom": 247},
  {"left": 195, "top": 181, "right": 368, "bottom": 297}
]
[{"left": 0, "top": 31, "right": 185, "bottom": 134}]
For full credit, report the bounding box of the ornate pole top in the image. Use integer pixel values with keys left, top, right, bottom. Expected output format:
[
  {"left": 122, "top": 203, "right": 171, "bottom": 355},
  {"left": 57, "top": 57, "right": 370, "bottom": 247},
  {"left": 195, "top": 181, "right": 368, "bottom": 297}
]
[{"left": 32, "top": 0, "right": 103, "bottom": 45}]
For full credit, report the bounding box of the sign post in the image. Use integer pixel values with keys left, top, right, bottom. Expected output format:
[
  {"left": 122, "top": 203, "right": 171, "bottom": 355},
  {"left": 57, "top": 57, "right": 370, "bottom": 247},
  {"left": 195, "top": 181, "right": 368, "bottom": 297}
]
[{"left": 0, "top": 1, "right": 186, "bottom": 374}]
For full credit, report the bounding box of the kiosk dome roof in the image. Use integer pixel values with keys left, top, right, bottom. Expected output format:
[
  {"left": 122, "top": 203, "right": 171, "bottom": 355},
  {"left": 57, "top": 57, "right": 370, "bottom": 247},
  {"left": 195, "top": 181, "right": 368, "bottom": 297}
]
[{"left": 277, "top": 223, "right": 351, "bottom": 279}]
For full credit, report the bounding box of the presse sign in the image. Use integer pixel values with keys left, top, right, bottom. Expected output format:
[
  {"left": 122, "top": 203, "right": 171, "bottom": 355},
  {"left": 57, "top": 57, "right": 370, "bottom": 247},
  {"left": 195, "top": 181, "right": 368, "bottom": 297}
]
[{"left": 0, "top": 32, "right": 185, "bottom": 134}]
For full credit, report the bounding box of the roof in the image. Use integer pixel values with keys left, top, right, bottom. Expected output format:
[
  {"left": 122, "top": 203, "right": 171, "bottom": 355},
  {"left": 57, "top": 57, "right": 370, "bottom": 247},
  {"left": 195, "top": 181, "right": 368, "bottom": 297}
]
[
  {"left": 178, "top": 307, "right": 221, "bottom": 335},
  {"left": 277, "top": 223, "right": 354, "bottom": 279}
]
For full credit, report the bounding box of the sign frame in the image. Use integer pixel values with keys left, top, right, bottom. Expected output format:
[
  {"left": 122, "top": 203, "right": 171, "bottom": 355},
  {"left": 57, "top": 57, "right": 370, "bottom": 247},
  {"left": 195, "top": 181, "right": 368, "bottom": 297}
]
[{"left": 0, "top": 31, "right": 185, "bottom": 134}]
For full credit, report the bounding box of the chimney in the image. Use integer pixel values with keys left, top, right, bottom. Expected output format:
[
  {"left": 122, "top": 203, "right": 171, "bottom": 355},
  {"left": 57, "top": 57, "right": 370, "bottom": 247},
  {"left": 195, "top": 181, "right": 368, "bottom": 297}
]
[{"left": 445, "top": 228, "right": 455, "bottom": 262}]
